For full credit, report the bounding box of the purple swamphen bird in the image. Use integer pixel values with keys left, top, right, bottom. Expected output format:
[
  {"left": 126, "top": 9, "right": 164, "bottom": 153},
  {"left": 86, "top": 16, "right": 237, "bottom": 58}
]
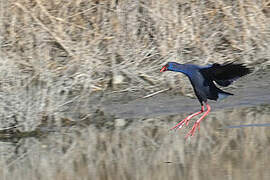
[{"left": 160, "top": 62, "right": 251, "bottom": 138}]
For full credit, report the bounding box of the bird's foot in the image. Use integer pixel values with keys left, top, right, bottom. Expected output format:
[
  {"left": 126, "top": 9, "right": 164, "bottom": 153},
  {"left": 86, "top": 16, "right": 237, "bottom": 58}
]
[
  {"left": 185, "top": 122, "right": 200, "bottom": 138},
  {"left": 170, "top": 116, "right": 192, "bottom": 130},
  {"left": 171, "top": 107, "right": 205, "bottom": 131}
]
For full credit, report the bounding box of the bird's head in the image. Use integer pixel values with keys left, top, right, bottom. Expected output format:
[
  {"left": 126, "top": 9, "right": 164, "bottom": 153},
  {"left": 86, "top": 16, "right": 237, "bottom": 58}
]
[{"left": 160, "top": 62, "right": 180, "bottom": 72}]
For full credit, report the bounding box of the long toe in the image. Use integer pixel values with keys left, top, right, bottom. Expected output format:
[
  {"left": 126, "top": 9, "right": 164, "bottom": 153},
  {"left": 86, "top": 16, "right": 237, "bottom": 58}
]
[
  {"left": 170, "top": 118, "right": 188, "bottom": 130},
  {"left": 185, "top": 122, "right": 200, "bottom": 138}
]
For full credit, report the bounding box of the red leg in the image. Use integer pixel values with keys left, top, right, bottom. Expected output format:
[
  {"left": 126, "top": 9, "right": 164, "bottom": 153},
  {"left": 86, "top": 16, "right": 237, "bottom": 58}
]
[
  {"left": 170, "top": 105, "right": 205, "bottom": 130},
  {"left": 185, "top": 103, "right": 211, "bottom": 138}
]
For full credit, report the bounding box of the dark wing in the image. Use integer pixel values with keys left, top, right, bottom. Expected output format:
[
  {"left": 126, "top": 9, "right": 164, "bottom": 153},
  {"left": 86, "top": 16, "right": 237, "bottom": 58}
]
[{"left": 200, "top": 62, "right": 251, "bottom": 87}]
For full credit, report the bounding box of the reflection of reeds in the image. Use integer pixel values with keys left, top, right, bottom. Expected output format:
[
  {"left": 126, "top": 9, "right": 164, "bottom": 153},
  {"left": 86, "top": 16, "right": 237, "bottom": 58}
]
[{"left": 2, "top": 105, "right": 269, "bottom": 180}]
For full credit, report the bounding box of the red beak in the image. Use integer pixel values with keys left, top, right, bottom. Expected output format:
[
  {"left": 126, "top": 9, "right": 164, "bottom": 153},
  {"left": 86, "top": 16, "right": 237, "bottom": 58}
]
[{"left": 160, "top": 66, "right": 167, "bottom": 72}]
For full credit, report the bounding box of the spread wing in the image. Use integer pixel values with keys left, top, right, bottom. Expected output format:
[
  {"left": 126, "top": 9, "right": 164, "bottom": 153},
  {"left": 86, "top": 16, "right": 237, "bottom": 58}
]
[{"left": 200, "top": 62, "right": 251, "bottom": 87}]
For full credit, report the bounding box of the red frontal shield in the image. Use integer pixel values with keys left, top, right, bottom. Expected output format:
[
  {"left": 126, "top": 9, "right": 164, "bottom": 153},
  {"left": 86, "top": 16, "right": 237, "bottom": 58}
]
[{"left": 160, "top": 65, "right": 167, "bottom": 72}]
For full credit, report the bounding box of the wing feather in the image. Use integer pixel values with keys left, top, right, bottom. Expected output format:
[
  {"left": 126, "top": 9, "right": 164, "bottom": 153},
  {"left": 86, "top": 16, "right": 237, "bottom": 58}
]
[{"left": 200, "top": 62, "right": 251, "bottom": 87}]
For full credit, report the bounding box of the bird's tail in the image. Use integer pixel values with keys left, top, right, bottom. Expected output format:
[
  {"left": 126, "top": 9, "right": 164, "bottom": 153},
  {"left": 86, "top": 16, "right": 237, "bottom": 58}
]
[{"left": 217, "top": 90, "right": 233, "bottom": 100}]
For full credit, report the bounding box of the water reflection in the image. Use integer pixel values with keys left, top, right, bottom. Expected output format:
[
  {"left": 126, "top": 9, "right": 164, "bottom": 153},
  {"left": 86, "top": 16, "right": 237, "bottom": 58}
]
[
  {"left": 0, "top": 104, "right": 269, "bottom": 180},
  {"left": 227, "top": 123, "right": 270, "bottom": 128}
]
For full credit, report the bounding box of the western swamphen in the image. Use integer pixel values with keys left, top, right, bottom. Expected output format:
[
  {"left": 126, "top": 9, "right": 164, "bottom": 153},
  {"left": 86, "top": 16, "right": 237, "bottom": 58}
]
[{"left": 160, "top": 62, "right": 251, "bottom": 138}]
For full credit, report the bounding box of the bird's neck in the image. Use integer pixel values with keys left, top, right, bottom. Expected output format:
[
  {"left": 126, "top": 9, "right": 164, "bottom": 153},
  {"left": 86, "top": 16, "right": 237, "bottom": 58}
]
[{"left": 169, "top": 64, "right": 189, "bottom": 75}]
